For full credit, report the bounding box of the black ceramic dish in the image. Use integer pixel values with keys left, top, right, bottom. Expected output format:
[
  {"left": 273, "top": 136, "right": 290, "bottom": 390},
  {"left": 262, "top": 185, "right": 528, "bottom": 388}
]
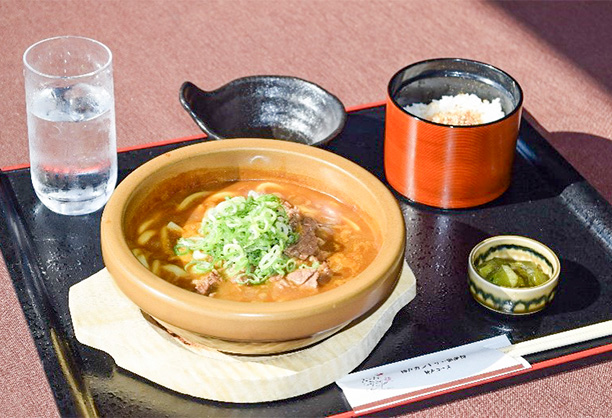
[{"left": 179, "top": 76, "right": 347, "bottom": 146}]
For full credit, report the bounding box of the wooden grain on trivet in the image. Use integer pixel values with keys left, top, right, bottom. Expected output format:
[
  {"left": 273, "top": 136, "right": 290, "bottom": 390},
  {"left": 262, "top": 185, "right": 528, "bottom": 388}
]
[{"left": 69, "top": 263, "right": 416, "bottom": 403}]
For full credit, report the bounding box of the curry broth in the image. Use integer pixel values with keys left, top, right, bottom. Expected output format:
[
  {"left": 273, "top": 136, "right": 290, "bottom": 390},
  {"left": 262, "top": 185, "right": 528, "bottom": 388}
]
[{"left": 126, "top": 180, "right": 380, "bottom": 302}]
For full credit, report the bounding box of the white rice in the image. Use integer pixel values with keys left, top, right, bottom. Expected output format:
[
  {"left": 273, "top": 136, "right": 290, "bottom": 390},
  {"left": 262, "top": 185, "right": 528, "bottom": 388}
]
[{"left": 404, "top": 93, "right": 505, "bottom": 126}]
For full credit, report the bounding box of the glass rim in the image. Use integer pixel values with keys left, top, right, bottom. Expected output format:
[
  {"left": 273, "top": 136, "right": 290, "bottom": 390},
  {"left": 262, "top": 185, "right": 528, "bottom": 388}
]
[{"left": 23, "top": 35, "right": 112, "bottom": 80}]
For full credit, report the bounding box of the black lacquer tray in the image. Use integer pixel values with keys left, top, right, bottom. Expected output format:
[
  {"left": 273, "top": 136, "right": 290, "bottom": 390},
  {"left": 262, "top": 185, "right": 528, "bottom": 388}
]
[{"left": 1, "top": 105, "right": 612, "bottom": 417}]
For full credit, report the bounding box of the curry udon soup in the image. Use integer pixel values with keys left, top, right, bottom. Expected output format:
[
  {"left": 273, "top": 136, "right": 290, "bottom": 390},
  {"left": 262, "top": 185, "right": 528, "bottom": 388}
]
[{"left": 126, "top": 179, "right": 380, "bottom": 302}]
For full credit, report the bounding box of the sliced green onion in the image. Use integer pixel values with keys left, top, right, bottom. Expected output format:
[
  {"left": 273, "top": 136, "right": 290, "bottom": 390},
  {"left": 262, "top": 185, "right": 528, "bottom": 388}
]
[
  {"left": 177, "top": 192, "right": 299, "bottom": 285},
  {"left": 174, "top": 245, "right": 190, "bottom": 256}
]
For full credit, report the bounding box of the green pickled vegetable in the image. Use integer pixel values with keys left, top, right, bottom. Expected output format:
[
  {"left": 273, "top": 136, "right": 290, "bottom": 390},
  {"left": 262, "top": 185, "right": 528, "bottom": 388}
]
[
  {"left": 510, "top": 261, "right": 549, "bottom": 287},
  {"left": 476, "top": 257, "right": 550, "bottom": 288}
]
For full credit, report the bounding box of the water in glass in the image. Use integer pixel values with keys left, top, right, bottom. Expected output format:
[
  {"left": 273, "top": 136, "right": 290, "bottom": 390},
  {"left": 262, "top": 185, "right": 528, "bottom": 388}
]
[
  {"left": 27, "top": 83, "right": 117, "bottom": 215},
  {"left": 24, "top": 36, "right": 117, "bottom": 216}
]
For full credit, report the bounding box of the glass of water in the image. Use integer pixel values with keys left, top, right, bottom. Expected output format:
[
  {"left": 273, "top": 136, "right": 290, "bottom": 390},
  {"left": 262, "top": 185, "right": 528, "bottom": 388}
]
[{"left": 23, "top": 36, "right": 117, "bottom": 216}]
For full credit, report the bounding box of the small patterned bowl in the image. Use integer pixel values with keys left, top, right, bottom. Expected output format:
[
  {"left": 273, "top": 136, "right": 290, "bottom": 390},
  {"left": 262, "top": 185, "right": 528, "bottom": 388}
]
[{"left": 468, "top": 235, "right": 560, "bottom": 315}]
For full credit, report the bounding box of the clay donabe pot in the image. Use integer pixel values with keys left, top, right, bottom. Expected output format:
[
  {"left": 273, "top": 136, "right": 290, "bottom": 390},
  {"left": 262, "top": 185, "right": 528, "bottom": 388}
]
[
  {"left": 384, "top": 58, "right": 523, "bottom": 209},
  {"left": 101, "top": 139, "right": 405, "bottom": 354}
]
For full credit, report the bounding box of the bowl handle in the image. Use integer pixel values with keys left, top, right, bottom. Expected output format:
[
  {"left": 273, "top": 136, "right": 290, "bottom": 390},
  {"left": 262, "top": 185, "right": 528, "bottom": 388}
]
[{"left": 179, "top": 81, "right": 221, "bottom": 140}]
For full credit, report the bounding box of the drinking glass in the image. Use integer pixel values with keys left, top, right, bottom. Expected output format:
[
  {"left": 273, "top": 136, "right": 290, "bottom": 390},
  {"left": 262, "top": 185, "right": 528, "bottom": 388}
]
[{"left": 23, "top": 36, "right": 117, "bottom": 216}]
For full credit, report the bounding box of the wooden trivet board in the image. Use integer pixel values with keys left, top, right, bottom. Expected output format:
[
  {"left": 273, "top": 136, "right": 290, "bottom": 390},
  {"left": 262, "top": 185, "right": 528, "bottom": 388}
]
[{"left": 69, "top": 263, "right": 416, "bottom": 403}]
